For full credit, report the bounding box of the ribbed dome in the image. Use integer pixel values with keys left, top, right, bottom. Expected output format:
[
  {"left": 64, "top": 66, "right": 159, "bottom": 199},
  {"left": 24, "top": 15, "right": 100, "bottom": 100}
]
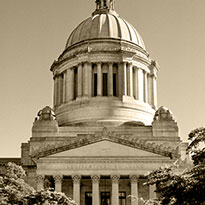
[{"left": 65, "top": 12, "right": 145, "bottom": 50}]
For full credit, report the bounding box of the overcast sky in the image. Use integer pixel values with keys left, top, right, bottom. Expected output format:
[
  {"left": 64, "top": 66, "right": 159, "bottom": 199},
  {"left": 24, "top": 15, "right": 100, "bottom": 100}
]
[{"left": 0, "top": 0, "right": 205, "bottom": 157}]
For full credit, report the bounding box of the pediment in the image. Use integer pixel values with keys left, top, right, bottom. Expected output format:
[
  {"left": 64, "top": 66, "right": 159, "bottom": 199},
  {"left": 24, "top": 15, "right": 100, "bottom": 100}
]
[
  {"left": 48, "top": 140, "right": 162, "bottom": 158},
  {"left": 31, "top": 128, "right": 179, "bottom": 160}
]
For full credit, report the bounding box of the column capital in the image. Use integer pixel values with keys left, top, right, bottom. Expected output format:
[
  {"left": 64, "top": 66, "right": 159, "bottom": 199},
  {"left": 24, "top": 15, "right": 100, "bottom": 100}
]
[
  {"left": 72, "top": 175, "right": 81, "bottom": 183},
  {"left": 54, "top": 175, "right": 63, "bottom": 183},
  {"left": 111, "top": 175, "right": 120, "bottom": 183},
  {"left": 129, "top": 175, "right": 139, "bottom": 183},
  {"left": 36, "top": 175, "right": 45, "bottom": 183},
  {"left": 96, "top": 61, "right": 102, "bottom": 65},
  {"left": 91, "top": 175, "right": 100, "bottom": 183}
]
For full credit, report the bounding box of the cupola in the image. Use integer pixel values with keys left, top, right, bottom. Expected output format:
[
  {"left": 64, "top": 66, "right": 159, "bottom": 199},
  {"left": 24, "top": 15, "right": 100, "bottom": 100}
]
[{"left": 50, "top": 0, "right": 159, "bottom": 126}]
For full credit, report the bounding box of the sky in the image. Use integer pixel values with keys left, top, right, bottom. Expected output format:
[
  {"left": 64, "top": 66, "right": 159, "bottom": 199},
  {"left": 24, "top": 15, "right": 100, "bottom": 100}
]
[{"left": 0, "top": 0, "right": 205, "bottom": 157}]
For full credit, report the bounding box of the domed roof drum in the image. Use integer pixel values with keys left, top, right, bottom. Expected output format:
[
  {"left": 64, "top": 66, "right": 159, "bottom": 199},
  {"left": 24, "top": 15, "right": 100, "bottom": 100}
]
[
  {"left": 51, "top": 0, "right": 159, "bottom": 127},
  {"left": 65, "top": 4, "right": 145, "bottom": 50}
]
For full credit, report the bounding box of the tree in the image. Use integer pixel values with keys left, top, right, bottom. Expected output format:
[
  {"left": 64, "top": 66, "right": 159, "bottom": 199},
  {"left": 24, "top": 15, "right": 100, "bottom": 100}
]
[
  {"left": 0, "top": 162, "right": 35, "bottom": 205},
  {"left": 26, "top": 189, "right": 77, "bottom": 205},
  {"left": 0, "top": 162, "right": 76, "bottom": 205},
  {"left": 145, "top": 127, "right": 205, "bottom": 205}
]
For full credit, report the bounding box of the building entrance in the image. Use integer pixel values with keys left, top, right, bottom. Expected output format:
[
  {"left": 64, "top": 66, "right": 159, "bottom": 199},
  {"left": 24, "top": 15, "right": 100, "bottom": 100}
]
[{"left": 101, "top": 192, "right": 110, "bottom": 205}]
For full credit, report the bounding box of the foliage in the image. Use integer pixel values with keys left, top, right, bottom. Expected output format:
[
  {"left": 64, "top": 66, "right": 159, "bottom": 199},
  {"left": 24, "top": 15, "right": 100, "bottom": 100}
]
[
  {"left": 0, "top": 162, "right": 35, "bottom": 205},
  {"left": 144, "top": 127, "right": 205, "bottom": 205},
  {"left": 0, "top": 162, "right": 76, "bottom": 205},
  {"left": 26, "top": 189, "right": 77, "bottom": 205}
]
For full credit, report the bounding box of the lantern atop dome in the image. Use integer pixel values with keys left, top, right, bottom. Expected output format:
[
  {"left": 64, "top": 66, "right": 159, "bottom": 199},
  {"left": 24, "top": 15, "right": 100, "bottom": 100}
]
[{"left": 95, "top": 0, "right": 115, "bottom": 10}]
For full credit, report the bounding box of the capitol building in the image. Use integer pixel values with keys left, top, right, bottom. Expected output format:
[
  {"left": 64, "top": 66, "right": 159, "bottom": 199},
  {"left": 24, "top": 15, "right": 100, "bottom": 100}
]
[{"left": 4, "top": 0, "right": 189, "bottom": 205}]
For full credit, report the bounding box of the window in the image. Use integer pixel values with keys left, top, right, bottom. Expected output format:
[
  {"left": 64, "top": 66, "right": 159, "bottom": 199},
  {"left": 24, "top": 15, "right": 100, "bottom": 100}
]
[
  {"left": 113, "top": 73, "right": 117, "bottom": 96},
  {"left": 101, "top": 192, "right": 110, "bottom": 205},
  {"left": 85, "top": 192, "right": 92, "bottom": 205},
  {"left": 74, "top": 68, "right": 78, "bottom": 99},
  {"left": 119, "top": 192, "right": 126, "bottom": 205},
  {"left": 94, "top": 73, "right": 97, "bottom": 97},
  {"left": 102, "top": 73, "right": 108, "bottom": 96}
]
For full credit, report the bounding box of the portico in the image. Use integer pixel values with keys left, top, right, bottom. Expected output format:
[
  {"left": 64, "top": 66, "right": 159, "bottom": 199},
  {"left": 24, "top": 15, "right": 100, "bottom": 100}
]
[{"left": 36, "top": 173, "right": 156, "bottom": 205}]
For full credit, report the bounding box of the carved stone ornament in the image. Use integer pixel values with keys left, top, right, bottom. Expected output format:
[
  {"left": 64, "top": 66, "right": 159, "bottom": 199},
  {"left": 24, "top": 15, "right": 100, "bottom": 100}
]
[
  {"left": 129, "top": 175, "right": 138, "bottom": 183},
  {"left": 72, "top": 175, "right": 81, "bottom": 183},
  {"left": 111, "top": 175, "right": 120, "bottom": 183},
  {"left": 153, "top": 106, "right": 175, "bottom": 122},
  {"left": 54, "top": 175, "right": 63, "bottom": 183},
  {"left": 91, "top": 175, "right": 100, "bottom": 183},
  {"left": 31, "top": 127, "right": 180, "bottom": 160},
  {"left": 36, "top": 175, "right": 44, "bottom": 183},
  {"left": 35, "top": 106, "right": 56, "bottom": 121}
]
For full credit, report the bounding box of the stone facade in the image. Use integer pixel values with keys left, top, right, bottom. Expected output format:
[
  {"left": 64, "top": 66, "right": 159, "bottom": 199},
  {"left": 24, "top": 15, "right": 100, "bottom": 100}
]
[{"left": 2, "top": 1, "right": 190, "bottom": 205}]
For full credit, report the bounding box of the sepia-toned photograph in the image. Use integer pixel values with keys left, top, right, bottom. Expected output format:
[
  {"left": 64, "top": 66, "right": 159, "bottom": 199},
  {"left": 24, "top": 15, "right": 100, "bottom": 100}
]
[{"left": 0, "top": 0, "right": 204, "bottom": 204}]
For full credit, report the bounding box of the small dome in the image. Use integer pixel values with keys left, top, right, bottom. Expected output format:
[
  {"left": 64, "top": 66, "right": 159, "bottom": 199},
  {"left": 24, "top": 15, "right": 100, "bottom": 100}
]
[{"left": 65, "top": 12, "right": 145, "bottom": 50}]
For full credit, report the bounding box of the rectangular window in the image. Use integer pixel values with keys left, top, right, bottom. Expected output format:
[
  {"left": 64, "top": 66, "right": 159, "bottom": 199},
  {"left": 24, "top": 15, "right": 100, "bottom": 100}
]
[
  {"left": 101, "top": 192, "right": 110, "bottom": 205},
  {"left": 113, "top": 73, "right": 117, "bottom": 97},
  {"left": 74, "top": 68, "right": 78, "bottom": 99},
  {"left": 94, "top": 73, "right": 97, "bottom": 96},
  {"left": 85, "top": 192, "right": 92, "bottom": 205},
  {"left": 103, "top": 73, "right": 108, "bottom": 96},
  {"left": 119, "top": 192, "right": 126, "bottom": 205}
]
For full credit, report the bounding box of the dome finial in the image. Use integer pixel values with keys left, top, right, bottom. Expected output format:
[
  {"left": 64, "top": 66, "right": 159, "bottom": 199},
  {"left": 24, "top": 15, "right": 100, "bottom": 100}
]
[{"left": 95, "top": 0, "right": 115, "bottom": 10}]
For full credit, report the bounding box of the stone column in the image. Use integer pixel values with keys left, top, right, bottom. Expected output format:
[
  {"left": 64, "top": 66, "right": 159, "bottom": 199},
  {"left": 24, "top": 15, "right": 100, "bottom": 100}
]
[
  {"left": 152, "top": 75, "right": 157, "bottom": 109},
  {"left": 91, "top": 175, "right": 100, "bottom": 205},
  {"left": 133, "top": 67, "right": 138, "bottom": 100},
  {"left": 36, "top": 175, "right": 44, "bottom": 191},
  {"left": 67, "top": 68, "right": 74, "bottom": 101},
  {"left": 87, "top": 62, "right": 92, "bottom": 97},
  {"left": 111, "top": 175, "right": 120, "bottom": 205},
  {"left": 83, "top": 62, "right": 89, "bottom": 97},
  {"left": 143, "top": 71, "right": 148, "bottom": 103},
  {"left": 56, "top": 76, "right": 61, "bottom": 106},
  {"left": 54, "top": 175, "right": 63, "bottom": 192},
  {"left": 147, "top": 73, "right": 152, "bottom": 105},
  {"left": 63, "top": 71, "right": 67, "bottom": 103},
  {"left": 108, "top": 62, "right": 113, "bottom": 96},
  {"left": 130, "top": 175, "right": 138, "bottom": 205},
  {"left": 78, "top": 63, "right": 83, "bottom": 97},
  {"left": 118, "top": 63, "right": 122, "bottom": 97},
  {"left": 122, "top": 62, "right": 127, "bottom": 96},
  {"left": 97, "top": 62, "right": 102, "bottom": 96},
  {"left": 72, "top": 175, "right": 81, "bottom": 205},
  {"left": 137, "top": 68, "right": 144, "bottom": 101},
  {"left": 53, "top": 76, "right": 58, "bottom": 107},
  {"left": 149, "top": 184, "right": 156, "bottom": 200},
  {"left": 127, "top": 63, "right": 133, "bottom": 97}
]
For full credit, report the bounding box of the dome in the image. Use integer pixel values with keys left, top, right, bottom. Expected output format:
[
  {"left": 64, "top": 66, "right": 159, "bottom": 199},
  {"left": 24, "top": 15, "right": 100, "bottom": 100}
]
[{"left": 65, "top": 12, "right": 145, "bottom": 50}]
